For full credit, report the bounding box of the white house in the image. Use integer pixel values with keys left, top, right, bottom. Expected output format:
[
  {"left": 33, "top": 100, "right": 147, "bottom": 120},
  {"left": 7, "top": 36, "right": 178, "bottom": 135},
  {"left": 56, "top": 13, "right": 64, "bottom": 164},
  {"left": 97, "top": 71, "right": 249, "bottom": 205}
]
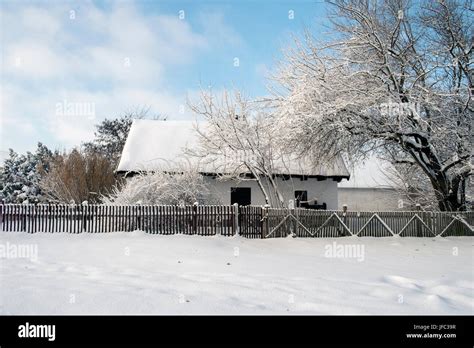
[
  {"left": 116, "top": 120, "right": 350, "bottom": 209},
  {"left": 338, "top": 158, "right": 405, "bottom": 211}
]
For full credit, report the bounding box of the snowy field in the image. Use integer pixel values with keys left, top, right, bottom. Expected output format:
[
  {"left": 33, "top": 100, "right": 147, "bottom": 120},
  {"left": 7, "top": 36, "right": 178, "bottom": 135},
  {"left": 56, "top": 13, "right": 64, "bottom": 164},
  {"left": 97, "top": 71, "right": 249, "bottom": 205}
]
[{"left": 0, "top": 231, "right": 473, "bottom": 315}]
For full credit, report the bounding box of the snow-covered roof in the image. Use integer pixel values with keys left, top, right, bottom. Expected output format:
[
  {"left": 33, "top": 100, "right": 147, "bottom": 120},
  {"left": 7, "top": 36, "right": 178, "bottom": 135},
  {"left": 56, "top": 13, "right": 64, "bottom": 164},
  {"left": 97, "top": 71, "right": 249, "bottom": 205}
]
[
  {"left": 338, "top": 157, "right": 398, "bottom": 189},
  {"left": 117, "top": 120, "right": 350, "bottom": 178}
]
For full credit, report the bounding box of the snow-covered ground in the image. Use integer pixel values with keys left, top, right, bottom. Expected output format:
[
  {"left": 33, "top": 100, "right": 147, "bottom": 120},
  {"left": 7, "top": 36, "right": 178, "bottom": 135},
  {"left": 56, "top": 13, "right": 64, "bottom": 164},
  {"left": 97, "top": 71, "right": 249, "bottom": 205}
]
[{"left": 0, "top": 231, "right": 472, "bottom": 314}]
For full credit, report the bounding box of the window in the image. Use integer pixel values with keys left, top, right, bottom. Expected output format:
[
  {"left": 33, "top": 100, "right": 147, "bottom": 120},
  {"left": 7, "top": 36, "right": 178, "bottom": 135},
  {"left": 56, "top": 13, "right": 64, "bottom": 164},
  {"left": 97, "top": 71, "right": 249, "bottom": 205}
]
[
  {"left": 295, "top": 190, "right": 308, "bottom": 207},
  {"left": 231, "top": 187, "right": 251, "bottom": 206}
]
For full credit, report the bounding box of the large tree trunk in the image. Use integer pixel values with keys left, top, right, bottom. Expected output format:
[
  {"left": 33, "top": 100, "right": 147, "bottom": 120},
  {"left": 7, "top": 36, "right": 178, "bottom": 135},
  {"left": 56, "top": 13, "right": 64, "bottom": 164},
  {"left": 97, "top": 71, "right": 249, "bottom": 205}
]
[
  {"left": 437, "top": 193, "right": 462, "bottom": 212},
  {"left": 432, "top": 175, "right": 463, "bottom": 212},
  {"left": 404, "top": 138, "right": 467, "bottom": 212}
]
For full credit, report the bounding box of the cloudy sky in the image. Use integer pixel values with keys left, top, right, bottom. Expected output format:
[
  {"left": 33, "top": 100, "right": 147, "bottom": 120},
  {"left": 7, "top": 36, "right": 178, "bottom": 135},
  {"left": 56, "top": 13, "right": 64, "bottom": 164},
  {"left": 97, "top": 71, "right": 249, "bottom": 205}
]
[{"left": 1, "top": 0, "right": 327, "bottom": 158}]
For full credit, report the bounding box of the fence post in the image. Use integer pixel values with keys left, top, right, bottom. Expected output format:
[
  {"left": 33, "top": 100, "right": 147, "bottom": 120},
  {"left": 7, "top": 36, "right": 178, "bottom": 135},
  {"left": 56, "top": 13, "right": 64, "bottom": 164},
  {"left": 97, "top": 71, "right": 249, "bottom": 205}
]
[
  {"left": 289, "top": 199, "right": 297, "bottom": 237},
  {"left": 137, "top": 204, "right": 142, "bottom": 231},
  {"left": 26, "top": 204, "right": 31, "bottom": 233},
  {"left": 80, "top": 202, "right": 85, "bottom": 232},
  {"left": 0, "top": 200, "right": 3, "bottom": 225},
  {"left": 33, "top": 201, "right": 38, "bottom": 233},
  {"left": 261, "top": 204, "right": 270, "bottom": 239},
  {"left": 342, "top": 204, "right": 348, "bottom": 236},
  {"left": 416, "top": 204, "right": 422, "bottom": 237},
  {"left": 233, "top": 203, "right": 239, "bottom": 236},
  {"left": 193, "top": 202, "right": 198, "bottom": 235}
]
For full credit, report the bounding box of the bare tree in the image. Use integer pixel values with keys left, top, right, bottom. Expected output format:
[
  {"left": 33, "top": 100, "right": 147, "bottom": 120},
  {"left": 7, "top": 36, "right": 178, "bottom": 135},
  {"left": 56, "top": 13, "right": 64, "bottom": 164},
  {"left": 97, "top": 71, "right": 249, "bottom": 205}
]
[
  {"left": 381, "top": 159, "right": 439, "bottom": 210},
  {"left": 273, "top": 0, "right": 473, "bottom": 211},
  {"left": 188, "top": 89, "right": 287, "bottom": 207}
]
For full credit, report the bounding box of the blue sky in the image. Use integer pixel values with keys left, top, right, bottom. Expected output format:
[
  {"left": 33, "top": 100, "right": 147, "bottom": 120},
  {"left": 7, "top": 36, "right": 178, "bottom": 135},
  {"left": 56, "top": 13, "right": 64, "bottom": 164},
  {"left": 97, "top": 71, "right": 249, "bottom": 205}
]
[{"left": 1, "top": 0, "right": 329, "bottom": 157}]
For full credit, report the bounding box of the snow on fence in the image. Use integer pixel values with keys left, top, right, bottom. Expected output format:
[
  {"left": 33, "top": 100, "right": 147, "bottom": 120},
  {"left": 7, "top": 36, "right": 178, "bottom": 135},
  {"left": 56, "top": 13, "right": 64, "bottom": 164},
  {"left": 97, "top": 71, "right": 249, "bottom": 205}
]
[{"left": 0, "top": 204, "right": 473, "bottom": 238}]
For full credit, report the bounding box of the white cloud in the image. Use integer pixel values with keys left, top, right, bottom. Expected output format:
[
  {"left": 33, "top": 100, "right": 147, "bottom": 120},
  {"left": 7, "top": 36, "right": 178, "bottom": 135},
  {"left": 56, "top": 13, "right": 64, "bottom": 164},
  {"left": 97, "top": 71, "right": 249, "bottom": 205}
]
[
  {"left": 0, "top": 1, "right": 214, "bottom": 153},
  {"left": 20, "top": 7, "right": 61, "bottom": 37},
  {"left": 198, "top": 11, "right": 243, "bottom": 47},
  {"left": 2, "top": 2, "right": 208, "bottom": 84},
  {"left": 5, "top": 42, "right": 65, "bottom": 79}
]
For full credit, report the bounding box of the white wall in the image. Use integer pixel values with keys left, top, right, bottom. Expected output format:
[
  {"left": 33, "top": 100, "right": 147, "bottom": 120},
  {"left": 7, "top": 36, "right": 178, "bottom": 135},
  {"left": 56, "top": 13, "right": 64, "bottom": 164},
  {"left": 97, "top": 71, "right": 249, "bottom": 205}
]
[
  {"left": 205, "top": 176, "right": 339, "bottom": 209},
  {"left": 338, "top": 187, "right": 404, "bottom": 211}
]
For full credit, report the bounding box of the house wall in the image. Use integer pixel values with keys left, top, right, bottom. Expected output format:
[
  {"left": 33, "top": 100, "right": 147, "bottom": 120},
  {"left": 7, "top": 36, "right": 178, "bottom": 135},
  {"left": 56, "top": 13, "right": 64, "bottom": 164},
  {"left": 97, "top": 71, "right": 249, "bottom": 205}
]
[
  {"left": 337, "top": 187, "right": 404, "bottom": 211},
  {"left": 205, "top": 176, "right": 339, "bottom": 209}
]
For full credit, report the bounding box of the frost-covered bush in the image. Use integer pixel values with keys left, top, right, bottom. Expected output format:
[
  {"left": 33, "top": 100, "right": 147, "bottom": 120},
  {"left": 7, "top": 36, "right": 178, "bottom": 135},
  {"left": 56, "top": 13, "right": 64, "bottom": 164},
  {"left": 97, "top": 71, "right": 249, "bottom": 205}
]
[{"left": 102, "top": 168, "right": 220, "bottom": 206}]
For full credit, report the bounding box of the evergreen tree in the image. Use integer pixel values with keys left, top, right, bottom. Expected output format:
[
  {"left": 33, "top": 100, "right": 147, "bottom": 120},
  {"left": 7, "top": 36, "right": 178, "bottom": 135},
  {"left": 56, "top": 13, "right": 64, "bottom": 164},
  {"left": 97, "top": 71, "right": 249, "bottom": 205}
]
[{"left": 0, "top": 143, "right": 54, "bottom": 203}]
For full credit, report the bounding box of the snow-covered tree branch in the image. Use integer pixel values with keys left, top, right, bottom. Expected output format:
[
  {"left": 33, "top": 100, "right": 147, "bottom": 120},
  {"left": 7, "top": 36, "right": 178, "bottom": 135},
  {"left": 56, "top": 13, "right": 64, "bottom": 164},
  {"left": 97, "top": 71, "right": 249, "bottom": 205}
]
[
  {"left": 188, "top": 89, "right": 287, "bottom": 207},
  {"left": 102, "top": 162, "right": 220, "bottom": 206},
  {"left": 272, "top": 0, "right": 473, "bottom": 211}
]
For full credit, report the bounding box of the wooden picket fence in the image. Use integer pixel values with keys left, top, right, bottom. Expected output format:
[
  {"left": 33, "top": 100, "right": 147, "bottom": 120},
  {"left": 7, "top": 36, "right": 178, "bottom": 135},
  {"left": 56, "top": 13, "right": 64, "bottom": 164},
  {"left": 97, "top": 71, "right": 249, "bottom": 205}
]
[
  {"left": 238, "top": 206, "right": 263, "bottom": 239},
  {"left": 0, "top": 204, "right": 237, "bottom": 236},
  {"left": 0, "top": 204, "right": 473, "bottom": 238}
]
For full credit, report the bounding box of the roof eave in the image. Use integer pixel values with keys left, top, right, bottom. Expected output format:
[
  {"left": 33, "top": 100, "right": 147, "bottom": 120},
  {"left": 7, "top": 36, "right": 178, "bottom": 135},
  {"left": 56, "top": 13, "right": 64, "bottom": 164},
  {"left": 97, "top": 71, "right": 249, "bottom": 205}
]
[{"left": 115, "top": 169, "right": 350, "bottom": 181}]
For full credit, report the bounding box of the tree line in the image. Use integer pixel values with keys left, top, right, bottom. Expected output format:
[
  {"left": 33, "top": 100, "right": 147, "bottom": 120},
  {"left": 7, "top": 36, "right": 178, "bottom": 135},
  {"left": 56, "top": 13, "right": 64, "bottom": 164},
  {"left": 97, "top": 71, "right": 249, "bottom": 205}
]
[{"left": 0, "top": 113, "right": 139, "bottom": 204}]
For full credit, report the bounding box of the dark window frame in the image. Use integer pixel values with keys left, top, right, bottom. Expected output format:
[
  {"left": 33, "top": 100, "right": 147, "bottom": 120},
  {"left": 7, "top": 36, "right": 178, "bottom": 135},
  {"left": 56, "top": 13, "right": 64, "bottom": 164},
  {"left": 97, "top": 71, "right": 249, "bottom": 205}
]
[{"left": 295, "top": 190, "right": 308, "bottom": 208}]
